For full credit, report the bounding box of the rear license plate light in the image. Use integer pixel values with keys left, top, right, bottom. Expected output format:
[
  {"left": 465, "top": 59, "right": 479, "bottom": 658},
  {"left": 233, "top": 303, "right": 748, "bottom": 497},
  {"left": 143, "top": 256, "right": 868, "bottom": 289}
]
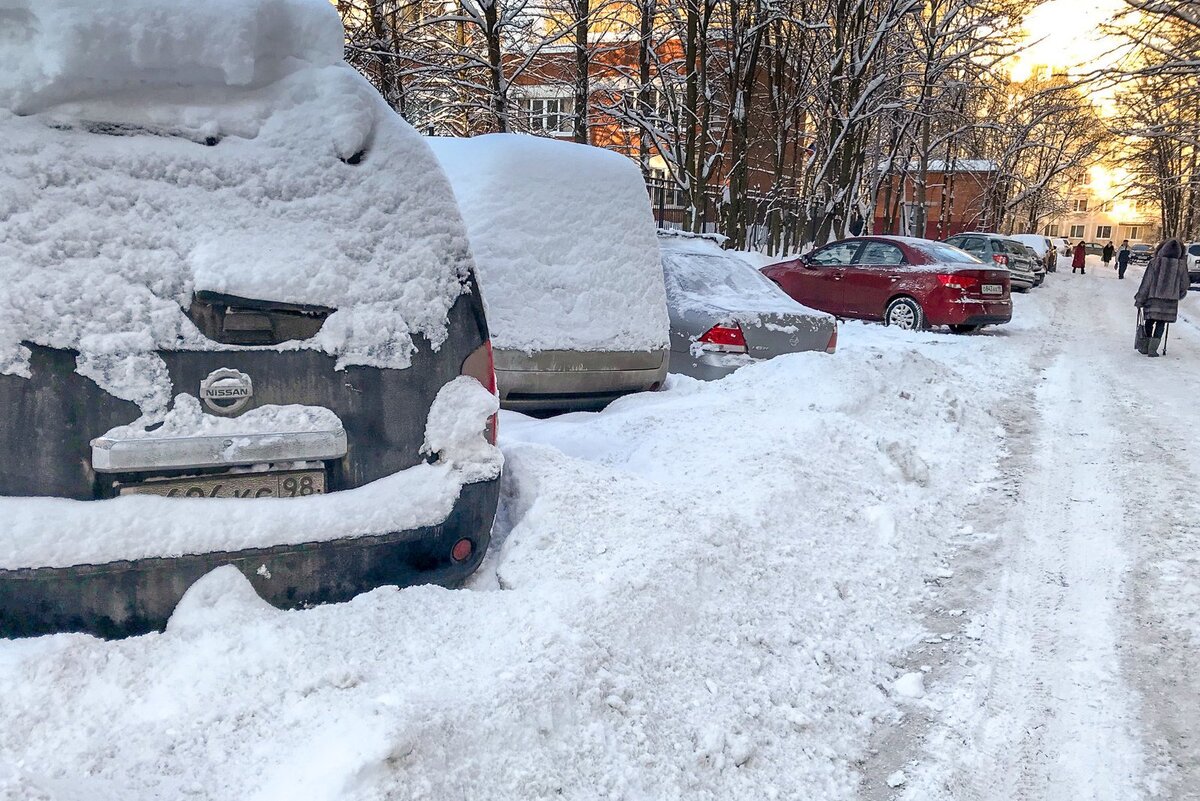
[{"left": 120, "top": 469, "right": 326, "bottom": 498}]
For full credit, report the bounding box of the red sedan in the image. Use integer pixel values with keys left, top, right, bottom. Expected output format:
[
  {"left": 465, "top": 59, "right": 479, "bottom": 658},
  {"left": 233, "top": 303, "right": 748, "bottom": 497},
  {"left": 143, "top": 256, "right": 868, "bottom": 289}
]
[{"left": 761, "top": 236, "right": 1012, "bottom": 333}]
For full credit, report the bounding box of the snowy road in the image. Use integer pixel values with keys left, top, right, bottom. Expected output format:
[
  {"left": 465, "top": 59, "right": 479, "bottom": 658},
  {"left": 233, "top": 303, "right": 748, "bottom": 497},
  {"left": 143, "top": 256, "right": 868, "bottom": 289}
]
[
  {"left": 2, "top": 261, "right": 1199, "bottom": 801},
  {"left": 867, "top": 262, "right": 1200, "bottom": 801}
]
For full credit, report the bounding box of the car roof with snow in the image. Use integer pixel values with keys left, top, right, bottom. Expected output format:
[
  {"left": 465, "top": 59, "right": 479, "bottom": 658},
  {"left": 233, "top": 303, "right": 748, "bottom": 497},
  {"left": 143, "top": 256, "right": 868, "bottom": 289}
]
[
  {"left": 0, "top": 0, "right": 475, "bottom": 390},
  {"left": 427, "top": 134, "right": 669, "bottom": 354}
]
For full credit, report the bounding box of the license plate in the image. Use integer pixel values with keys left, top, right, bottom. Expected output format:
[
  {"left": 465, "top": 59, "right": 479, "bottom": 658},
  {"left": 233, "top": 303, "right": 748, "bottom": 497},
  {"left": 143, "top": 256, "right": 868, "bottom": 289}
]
[
  {"left": 120, "top": 470, "right": 325, "bottom": 499},
  {"left": 981, "top": 284, "right": 1003, "bottom": 295}
]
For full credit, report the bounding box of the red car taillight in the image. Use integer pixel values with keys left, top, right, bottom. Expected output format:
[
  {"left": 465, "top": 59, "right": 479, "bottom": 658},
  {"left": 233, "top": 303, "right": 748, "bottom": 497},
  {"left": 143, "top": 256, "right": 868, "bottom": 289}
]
[
  {"left": 461, "top": 340, "right": 498, "bottom": 444},
  {"left": 991, "top": 254, "right": 1008, "bottom": 267},
  {"left": 937, "top": 273, "right": 982, "bottom": 292},
  {"left": 825, "top": 324, "right": 838, "bottom": 354},
  {"left": 697, "top": 323, "right": 748, "bottom": 354}
]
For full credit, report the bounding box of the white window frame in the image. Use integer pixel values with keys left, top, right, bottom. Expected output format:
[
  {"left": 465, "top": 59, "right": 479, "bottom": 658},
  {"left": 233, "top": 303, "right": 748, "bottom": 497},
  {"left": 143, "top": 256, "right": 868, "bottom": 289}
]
[
  {"left": 1126, "top": 225, "right": 1142, "bottom": 241},
  {"left": 1070, "top": 198, "right": 1089, "bottom": 212},
  {"left": 522, "top": 96, "right": 574, "bottom": 135},
  {"left": 1069, "top": 224, "right": 1085, "bottom": 238},
  {"left": 1096, "top": 225, "right": 1112, "bottom": 240}
]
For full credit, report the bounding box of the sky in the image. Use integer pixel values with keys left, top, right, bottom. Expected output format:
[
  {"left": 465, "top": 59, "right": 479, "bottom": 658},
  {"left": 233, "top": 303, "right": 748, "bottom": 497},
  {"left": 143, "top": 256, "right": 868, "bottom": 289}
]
[{"left": 1010, "top": 0, "right": 1128, "bottom": 82}]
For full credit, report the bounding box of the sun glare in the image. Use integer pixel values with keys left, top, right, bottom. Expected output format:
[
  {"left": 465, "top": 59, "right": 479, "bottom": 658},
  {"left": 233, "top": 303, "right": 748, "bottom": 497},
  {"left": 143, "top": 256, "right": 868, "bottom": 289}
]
[{"left": 1010, "top": 0, "right": 1127, "bottom": 82}]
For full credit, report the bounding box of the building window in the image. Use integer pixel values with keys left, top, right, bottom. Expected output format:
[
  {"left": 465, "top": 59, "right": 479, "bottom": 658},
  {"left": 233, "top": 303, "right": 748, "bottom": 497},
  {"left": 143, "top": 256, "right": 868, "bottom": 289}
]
[
  {"left": 1044, "top": 224, "right": 1060, "bottom": 237},
  {"left": 522, "top": 97, "right": 574, "bottom": 135},
  {"left": 1069, "top": 224, "right": 1085, "bottom": 238},
  {"left": 1070, "top": 198, "right": 1089, "bottom": 212},
  {"left": 1096, "top": 225, "right": 1112, "bottom": 239},
  {"left": 1097, "top": 201, "right": 1113, "bottom": 212},
  {"left": 1126, "top": 225, "right": 1142, "bottom": 241}
]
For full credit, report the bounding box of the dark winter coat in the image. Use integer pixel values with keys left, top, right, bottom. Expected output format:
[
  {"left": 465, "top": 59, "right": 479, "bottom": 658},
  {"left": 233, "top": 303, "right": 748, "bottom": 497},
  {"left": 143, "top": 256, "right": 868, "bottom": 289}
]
[
  {"left": 1072, "top": 244, "right": 1086, "bottom": 268},
  {"left": 1117, "top": 246, "right": 1131, "bottom": 267},
  {"left": 1102, "top": 243, "right": 1115, "bottom": 262},
  {"left": 1135, "top": 239, "right": 1190, "bottom": 322}
]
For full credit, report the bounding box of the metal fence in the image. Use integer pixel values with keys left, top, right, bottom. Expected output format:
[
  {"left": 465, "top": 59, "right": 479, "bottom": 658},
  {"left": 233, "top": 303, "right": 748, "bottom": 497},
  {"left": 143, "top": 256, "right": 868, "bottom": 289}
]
[{"left": 645, "top": 177, "right": 810, "bottom": 254}]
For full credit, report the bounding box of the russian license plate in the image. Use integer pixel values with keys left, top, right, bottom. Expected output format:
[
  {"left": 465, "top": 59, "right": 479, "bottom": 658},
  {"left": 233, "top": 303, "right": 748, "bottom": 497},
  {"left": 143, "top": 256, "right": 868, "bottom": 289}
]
[
  {"left": 120, "top": 469, "right": 325, "bottom": 499},
  {"left": 981, "top": 284, "right": 1003, "bottom": 295}
]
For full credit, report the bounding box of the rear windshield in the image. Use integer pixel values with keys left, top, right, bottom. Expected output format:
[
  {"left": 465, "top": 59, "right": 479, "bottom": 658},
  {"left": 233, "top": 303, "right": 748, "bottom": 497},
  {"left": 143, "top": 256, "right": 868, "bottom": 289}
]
[
  {"left": 916, "top": 242, "right": 983, "bottom": 264},
  {"left": 1189, "top": 244, "right": 1200, "bottom": 256},
  {"left": 1133, "top": 244, "right": 1152, "bottom": 252},
  {"left": 663, "top": 252, "right": 785, "bottom": 303}
]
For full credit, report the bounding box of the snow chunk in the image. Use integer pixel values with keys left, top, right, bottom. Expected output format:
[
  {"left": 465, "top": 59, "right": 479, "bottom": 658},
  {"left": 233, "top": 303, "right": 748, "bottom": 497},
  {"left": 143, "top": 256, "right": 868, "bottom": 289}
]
[
  {"left": 422, "top": 376, "right": 502, "bottom": 481},
  {"left": 97, "top": 395, "right": 341, "bottom": 441},
  {"left": 166, "top": 565, "right": 278, "bottom": 635},
  {"left": 428, "top": 134, "right": 669, "bottom": 353},
  {"left": 893, "top": 672, "right": 926, "bottom": 699},
  {"left": 0, "top": 4, "right": 475, "bottom": 410},
  {"left": 886, "top": 769, "right": 907, "bottom": 788},
  {"left": 0, "top": 0, "right": 343, "bottom": 113}
]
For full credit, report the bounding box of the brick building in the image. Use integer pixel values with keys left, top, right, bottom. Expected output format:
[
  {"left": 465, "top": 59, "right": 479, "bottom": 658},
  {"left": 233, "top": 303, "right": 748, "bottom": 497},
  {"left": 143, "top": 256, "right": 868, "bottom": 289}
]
[{"left": 871, "top": 161, "right": 997, "bottom": 240}]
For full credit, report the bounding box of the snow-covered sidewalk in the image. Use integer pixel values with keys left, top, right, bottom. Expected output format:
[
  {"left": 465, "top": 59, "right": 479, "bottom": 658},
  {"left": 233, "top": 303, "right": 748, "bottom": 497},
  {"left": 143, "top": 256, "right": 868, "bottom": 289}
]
[{"left": 2, "top": 263, "right": 1196, "bottom": 801}]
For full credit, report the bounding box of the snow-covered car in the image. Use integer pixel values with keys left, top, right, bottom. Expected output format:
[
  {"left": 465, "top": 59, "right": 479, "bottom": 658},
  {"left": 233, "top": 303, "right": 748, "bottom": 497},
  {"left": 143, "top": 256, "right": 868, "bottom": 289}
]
[
  {"left": 1011, "top": 234, "right": 1057, "bottom": 272},
  {"left": 658, "top": 233, "right": 837, "bottom": 379},
  {"left": 428, "top": 134, "right": 670, "bottom": 412},
  {"left": 0, "top": 0, "right": 501, "bottom": 637}
]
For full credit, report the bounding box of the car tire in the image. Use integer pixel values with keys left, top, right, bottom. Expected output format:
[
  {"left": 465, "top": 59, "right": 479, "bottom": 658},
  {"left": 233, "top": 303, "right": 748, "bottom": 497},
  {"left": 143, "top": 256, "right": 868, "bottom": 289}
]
[
  {"left": 949, "top": 324, "right": 980, "bottom": 334},
  {"left": 884, "top": 297, "right": 925, "bottom": 331}
]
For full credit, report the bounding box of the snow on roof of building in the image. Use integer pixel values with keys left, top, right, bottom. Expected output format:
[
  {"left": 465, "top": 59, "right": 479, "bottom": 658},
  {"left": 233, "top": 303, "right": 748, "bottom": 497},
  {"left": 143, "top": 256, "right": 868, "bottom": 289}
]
[
  {"left": 0, "top": 0, "right": 475, "bottom": 413},
  {"left": 877, "top": 159, "right": 998, "bottom": 173},
  {"left": 428, "top": 134, "right": 669, "bottom": 353}
]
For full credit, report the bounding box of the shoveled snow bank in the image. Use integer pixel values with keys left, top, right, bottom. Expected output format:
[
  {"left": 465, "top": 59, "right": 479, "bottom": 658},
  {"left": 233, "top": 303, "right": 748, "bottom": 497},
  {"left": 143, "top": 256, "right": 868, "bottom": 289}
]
[
  {"left": 96, "top": 396, "right": 342, "bottom": 441},
  {"left": 0, "top": 378, "right": 499, "bottom": 569},
  {"left": 428, "top": 134, "right": 669, "bottom": 353},
  {"left": 0, "top": 325, "right": 1006, "bottom": 799},
  {"left": 0, "top": 0, "right": 475, "bottom": 412}
]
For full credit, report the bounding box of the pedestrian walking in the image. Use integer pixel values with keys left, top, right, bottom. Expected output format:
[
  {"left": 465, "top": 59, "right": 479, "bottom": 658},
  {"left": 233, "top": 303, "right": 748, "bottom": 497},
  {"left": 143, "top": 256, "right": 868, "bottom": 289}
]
[
  {"left": 1071, "top": 241, "right": 1086, "bottom": 273},
  {"left": 1102, "top": 241, "right": 1115, "bottom": 269},
  {"left": 1134, "top": 239, "right": 1190, "bottom": 357},
  {"left": 1117, "top": 239, "right": 1131, "bottom": 279}
]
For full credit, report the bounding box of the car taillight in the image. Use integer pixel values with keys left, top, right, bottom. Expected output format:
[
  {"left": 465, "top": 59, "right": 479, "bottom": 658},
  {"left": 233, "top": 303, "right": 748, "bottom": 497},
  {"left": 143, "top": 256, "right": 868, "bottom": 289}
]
[
  {"left": 937, "top": 273, "right": 982, "bottom": 291},
  {"left": 825, "top": 324, "right": 838, "bottom": 354},
  {"left": 697, "top": 323, "right": 748, "bottom": 354},
  {"left": 461, "top": 340, "right": 498, "bottom": 444},
  {"left": 992, "top": 254, "right": 1008, "bottom": 266}
]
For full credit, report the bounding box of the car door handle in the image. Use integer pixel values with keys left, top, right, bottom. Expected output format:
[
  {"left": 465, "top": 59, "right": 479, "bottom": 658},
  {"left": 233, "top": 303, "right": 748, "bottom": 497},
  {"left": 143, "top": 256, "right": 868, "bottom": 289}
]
[
  {"left": 888, "top": 274, "right": 901, "bottom": 281},
  {"left": 831, "top": 273, "right": 843, "bottom": 281}
]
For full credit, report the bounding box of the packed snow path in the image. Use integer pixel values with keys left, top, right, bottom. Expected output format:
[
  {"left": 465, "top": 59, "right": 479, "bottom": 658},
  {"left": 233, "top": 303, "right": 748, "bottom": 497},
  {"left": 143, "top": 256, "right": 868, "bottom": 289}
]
[{"left": 865, "top": 261, "right": 1200, "bottom": 801}]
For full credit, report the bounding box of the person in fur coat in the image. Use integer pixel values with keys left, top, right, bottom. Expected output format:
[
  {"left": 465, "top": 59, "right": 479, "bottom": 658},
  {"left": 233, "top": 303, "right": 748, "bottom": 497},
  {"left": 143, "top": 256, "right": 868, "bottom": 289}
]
[{"left": 1135, "top": 238, "right": 1191, "bottom": 356}]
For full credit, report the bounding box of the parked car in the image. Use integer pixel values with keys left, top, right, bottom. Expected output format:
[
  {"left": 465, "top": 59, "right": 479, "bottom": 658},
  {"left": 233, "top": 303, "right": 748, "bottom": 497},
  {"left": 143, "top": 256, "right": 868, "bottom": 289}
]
[
  {"left": 429, "top": 134, "right": 670, "bottom": 412},
  {"left": 1188, "top": 243, "right": 1200, "bottom": 286},
  {"left": 1051, "top": 237, "right": 1071, "bottom": 258},
  {"left": 1020, "top": 244, "right": 1047, "bottom": 287},
  {"left": 943, "top": 232, "right": 1038, "bottom": 292},
  {"left": 1083, "top": 241, "right": 1104, "bottom": 256},
  {"left": 658, "top": 233, "right": 837, "bottom": 379},
  {"left": 0, "top": 8, "right": 502, "bottom": 637},
  {"left": 1130, "top": 243, "right": 1154, "bottom": 266},
  {"left": 1011, "top": 233, "right": 1057, "bottom": 273},
  {"left": 761, "top": 236, "right": 1012, "bottom": 333}
]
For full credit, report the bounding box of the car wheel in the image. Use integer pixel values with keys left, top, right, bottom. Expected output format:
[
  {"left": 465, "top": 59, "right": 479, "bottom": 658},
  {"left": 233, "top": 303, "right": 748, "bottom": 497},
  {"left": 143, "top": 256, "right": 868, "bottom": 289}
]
[
  {"left": 884, "top": 297, "right": 924, "bottom": 331},
  {"left": 949, "top": 324, "right": 980, "bottom": 334}
]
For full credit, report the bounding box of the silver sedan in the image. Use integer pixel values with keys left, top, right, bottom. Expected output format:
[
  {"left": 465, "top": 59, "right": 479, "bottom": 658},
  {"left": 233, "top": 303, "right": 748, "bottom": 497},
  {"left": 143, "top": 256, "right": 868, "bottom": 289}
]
[{"left": 659, "top": 237, "right": 837, "bottom": 380}]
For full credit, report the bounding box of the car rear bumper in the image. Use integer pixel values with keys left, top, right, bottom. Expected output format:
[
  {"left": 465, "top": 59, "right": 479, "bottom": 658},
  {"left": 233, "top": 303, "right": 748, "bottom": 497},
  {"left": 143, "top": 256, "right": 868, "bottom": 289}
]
[
  {"left": 933, "top": 299, "right": 1012, "bottom": 327},
  {"left": 0, "top": 477, "right": 500, "bottom": 639},
  {"left": 495, "top": 348, "right": 669, "bottom": 412},
  {"left": 668, "top": 350, "right": 754, "bottom": 381}
]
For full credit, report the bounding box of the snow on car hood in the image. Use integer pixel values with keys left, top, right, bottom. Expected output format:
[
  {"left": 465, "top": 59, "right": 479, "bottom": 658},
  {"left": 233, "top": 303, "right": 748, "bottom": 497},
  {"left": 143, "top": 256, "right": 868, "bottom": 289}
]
[
  {"left": 427, "top": 134, "right": 670, "bottom": 354},
  {"left": 0, "top": 0, "right": 475, "bottom": 414}
]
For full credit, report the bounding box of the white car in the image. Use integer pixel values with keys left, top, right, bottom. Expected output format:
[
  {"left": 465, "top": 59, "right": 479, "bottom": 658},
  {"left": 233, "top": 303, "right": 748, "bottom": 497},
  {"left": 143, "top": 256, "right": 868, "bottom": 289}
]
[
  {"left": 1011, "top": 234, "right": 1057, "bottom": 273},
  {"left": 1187, "top": 243, "right": 1200, "bottom": 286}
]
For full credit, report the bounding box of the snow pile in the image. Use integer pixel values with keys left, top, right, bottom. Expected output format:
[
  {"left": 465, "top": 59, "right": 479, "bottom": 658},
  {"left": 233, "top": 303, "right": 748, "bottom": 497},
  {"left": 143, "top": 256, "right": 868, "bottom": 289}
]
[
  {"left": 0, "top": 379, "right": 499, "bottom": 569},
  {"left": 0, "top": 0, "right": 343, "bottom": 112},
  {"left": 428, "top": 134, "right": 669, "bottom": 353},
  {"left": 659, "top": 235, "right": 831, "bottom": 325},
  {"left": 96, "top": 396, "right": 342, "bottom": 441},
  {"left": 0, "top": 0, "right": 475, "bottom": 411},
  {"left": 0, "top": 325, "right": 1009, "bottom": 799}
]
